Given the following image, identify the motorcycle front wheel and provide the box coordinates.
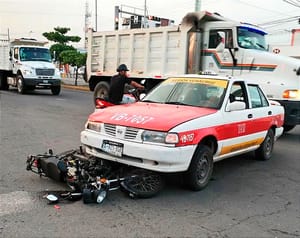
[122,169,164,198]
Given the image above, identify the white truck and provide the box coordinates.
[85,11,300,132]
[0,35,61,95]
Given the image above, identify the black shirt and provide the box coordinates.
[108,74,132,104]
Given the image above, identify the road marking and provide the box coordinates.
[0,191,33,216]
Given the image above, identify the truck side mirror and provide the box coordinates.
[9,51,12,60]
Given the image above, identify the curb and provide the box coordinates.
[62,84,90,92]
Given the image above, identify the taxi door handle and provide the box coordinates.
[248,114,253,119]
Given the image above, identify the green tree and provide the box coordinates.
[60,50,87,85]
[42,27,81,61]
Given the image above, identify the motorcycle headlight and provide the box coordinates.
[142,130,178,144]
[86,121,101,132]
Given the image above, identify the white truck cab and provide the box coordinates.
[199,19,300,132]
[0,36,61,95]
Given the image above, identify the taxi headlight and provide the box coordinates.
[86,121,101,132]
[142,130,178,144]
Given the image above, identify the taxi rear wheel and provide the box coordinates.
[255,129,274,161]
[184,145,213,191]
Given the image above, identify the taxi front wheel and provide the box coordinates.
[184,145,213,191]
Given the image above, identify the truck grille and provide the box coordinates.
[36,69,55,76]
[104,124,139,140]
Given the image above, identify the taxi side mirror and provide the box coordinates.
[226,101,246,112]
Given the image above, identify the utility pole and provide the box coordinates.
[143,0,147,28]
[95,0,98,31]
[114,6,119,30]
[84,1,91,49]
[195,0,201,11]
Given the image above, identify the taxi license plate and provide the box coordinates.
[43,80,48,83]
[101,140,123,157]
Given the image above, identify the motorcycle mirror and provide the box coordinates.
[46,194,58,203]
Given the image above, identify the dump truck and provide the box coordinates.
[85,11,300,131]
[0,34,61,95]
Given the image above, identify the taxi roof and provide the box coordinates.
[166,73,234,81]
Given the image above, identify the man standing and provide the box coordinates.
[108,64,144,104]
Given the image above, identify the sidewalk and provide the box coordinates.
[61,76,90,91]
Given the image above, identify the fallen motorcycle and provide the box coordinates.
[26,147,163,204]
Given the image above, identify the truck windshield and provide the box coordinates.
[237,26,267,51]
[19,47,52,62]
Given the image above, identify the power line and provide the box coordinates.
[259,16,300,27]
[283,0,300,8]
[232,0,299,25]
[233,0,286,16]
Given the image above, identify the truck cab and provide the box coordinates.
[0,37,61,95]
[186,13,300,131]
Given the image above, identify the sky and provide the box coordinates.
[0,0,299,48]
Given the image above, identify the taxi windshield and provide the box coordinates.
[19,47,52,62]
[237,26,267,51]
[142,77,228,109]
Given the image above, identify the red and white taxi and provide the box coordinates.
[81,75,284,191]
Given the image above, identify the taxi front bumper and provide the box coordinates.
[80,130,196,173]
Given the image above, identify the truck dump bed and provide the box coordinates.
[0,34,10,70]
[86,11,230,80]
[87,25,192,79]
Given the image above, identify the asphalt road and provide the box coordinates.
[0,88,299,238]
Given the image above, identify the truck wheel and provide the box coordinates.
[283,125,295,133]
[51,86,61,95]
[17,75,26,94]
[0,72,9,90]
[27,86,35,91]
[94,81,110,105]
[184,145,213,191]
[255,129,274,161]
